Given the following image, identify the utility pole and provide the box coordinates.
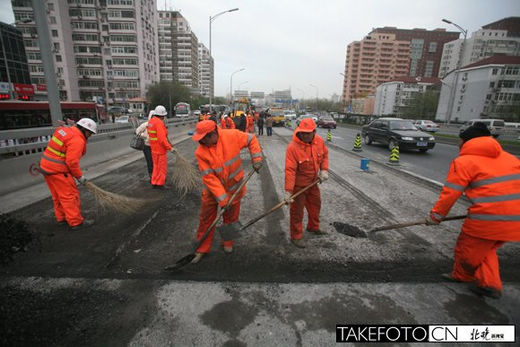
[32,0,62,125]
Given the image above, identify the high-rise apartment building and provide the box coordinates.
[198,43,213,97]
[342,32,410,103]
[11,0,159,105]
[439,17,520,78]
[158,11,198,93]
[372,27,459,78]
[0,21,32,100]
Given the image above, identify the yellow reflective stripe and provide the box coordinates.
[51,136,63,146]
[42,154,66,164]
[46,146,66,157]
[148,130,157,133]
[149,137,158,141]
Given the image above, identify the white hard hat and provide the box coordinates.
[76,118,97,134]
[148,110,154,120]
[154,105,167,116]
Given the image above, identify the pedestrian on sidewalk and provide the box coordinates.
[257,115,264,135]
[284,118,329,248]
[265,114,273,136]
[135,110,154,181]
[39,118,97,229]
[426,122,520,299]
[190,120,264,264]
[147,105,175,189]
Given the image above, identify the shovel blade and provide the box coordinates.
[217,221,242,241]
[164,253,195,272]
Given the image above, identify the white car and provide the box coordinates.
[414,120,439,133]
[115,115,130,123]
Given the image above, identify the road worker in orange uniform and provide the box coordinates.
[220,114,235,129]
[191,120,263,263]
[147,105,174,189]
[285,118,329,248]
[39,118,97,229]
[246,112,255,133]
[427,122,520,299]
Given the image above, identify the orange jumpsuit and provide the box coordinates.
[195,128,263,253]
[431,137,520,292]
[220,117,235,129]
[147,116,172,186]
[285,131,329,240]
[39,126,87,227]
[246,114,254,133]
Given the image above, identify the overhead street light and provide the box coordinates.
[229,68,245,102]
[209,8,239,112]
[442,18,468,125]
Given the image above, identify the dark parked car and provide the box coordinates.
[317,116,337,129]
[361,118,435,152]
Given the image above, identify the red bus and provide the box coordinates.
[0,101,100,130]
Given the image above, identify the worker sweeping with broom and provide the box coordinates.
[285,118,329,248]
[39,118,97,229]
[190,120,263,264]
[147,105,175,189]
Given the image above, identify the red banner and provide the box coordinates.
[14,83,35,95]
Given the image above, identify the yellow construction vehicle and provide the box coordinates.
[231,97,252,118]
[270,107,285,126]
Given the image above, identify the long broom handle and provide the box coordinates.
[239,179,321,231]
[192,169,256,252]
[371,214,467,232]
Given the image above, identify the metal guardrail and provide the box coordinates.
[0,116,197,158]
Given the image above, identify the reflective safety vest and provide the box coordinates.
[431,137,520,241]
[147,116,172,154]
[39,126,86,178]
[195,128,263,204]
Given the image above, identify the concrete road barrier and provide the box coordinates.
[0,120,195,197]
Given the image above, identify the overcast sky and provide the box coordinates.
[2,0,519,99]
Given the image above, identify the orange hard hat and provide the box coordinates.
[296,118,316,133]
[192,120,217,141]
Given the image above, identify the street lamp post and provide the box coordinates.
[229,68,245,103]
[442,18,468,125]
[309,84,319,110]
[209,8,239,112]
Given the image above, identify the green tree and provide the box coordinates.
[146,81,193,112]
[401,90,440,120]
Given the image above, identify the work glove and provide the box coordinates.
[319,170,329,183]
[219,196,231,211]
[253,160,263,173]
[170,147,177,154]
[284,191,294,204]
[77,176,87,185]
[425,215,440,225]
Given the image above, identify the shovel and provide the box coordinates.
[218,179,321,241]
[370,214,467,233]
[164,169,256,271]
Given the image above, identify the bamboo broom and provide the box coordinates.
[169,150,200,197]
[84,181,149,214]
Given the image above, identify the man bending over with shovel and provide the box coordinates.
[191,120,264,264]
[426,122,520,299]
[285,118,329,248]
